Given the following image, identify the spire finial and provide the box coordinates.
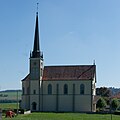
[93,59,96,65]
[37,2,39,14]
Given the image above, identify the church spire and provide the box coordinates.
[32,11,40,58]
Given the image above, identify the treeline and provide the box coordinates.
[0,100,18,103]
[96,87,120,112]
[0,90,22,92]
[0,94,8,97]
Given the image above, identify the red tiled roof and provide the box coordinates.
[42,65,96,81]
[22,65,96,81]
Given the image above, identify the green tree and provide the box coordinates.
[111,98,120,111]
[96,87,112,97]
[96,97,107,111]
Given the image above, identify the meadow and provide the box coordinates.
[1,112,120,120]
[0,103,18,110]
[0,90,21,101]
[1,90,120,120]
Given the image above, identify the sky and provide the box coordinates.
[0,0,120,90]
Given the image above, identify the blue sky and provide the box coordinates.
[0,0,120,90]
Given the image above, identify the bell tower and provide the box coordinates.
[29,11,44,111]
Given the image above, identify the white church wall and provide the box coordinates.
[21,96,26,109]
[21,80,30,110]
[30,95,39,111]
[41,80,93,112]
[92,77,96,95]
[21,76,95,112]
[59,95,73,112]
[75,95,91,112]
[43,95,56,111]
[30,80,39,94]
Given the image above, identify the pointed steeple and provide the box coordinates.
[32,12,40,58]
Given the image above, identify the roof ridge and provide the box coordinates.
[44,65,95,67]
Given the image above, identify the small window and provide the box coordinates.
[33,90,36,94]
[48,84,52,95]
[80,84,85,94]
[64,84,68,95]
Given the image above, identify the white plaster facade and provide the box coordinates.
[21,66,96,112]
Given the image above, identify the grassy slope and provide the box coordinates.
[0,103,18,110]
[2,113,120,120]
[0,91,22,100]
[0,91,21,110]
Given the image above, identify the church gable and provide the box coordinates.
[42,65,96,81]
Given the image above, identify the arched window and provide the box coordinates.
[64,84,68,95]
[80,84,85,94]
[48,84,52,95]
[32,102,37,110]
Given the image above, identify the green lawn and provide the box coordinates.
[0,103,18,110]
[2,112,120,120]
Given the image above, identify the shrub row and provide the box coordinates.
[0,100,18,103]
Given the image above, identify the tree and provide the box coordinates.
[96,87,112,97]
[111,98,120,111]
[96,97,107,111]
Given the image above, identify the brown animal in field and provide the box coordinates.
[5,110,15,118]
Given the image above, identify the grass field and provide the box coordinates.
[1,112,120,120]
[0,103,18,110]
[0,90,22,101]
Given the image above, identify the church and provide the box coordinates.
[21,11,97,112]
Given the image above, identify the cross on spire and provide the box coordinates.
[37,2,39,14]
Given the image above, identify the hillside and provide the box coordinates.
[0,90,22,103]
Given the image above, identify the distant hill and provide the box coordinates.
[0,90,22,103]
[0,89,22,92]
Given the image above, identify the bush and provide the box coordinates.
[111,98,120,111]
[96,97,107,111]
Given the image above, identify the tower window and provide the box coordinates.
[48,84,52,95]
[31,68,39,79]
[64,84,68,95]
